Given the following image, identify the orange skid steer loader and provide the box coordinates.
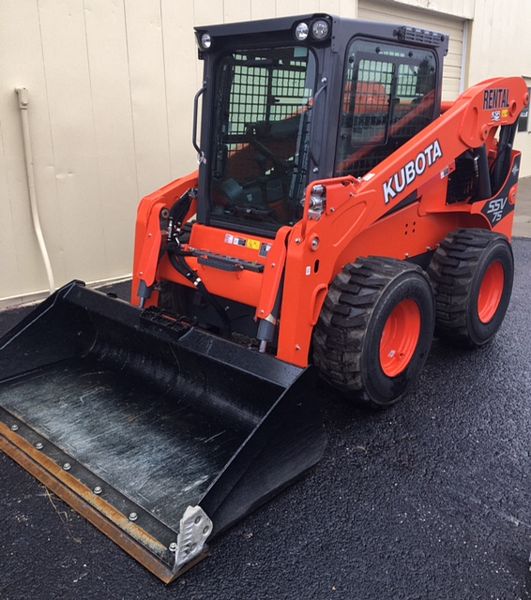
[0,14,528,582]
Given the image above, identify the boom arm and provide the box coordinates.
[303,77,528,233]
[274,77,529,365]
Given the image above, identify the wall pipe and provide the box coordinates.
[15,87,55,294]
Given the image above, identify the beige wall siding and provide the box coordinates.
[0,0,202,304]
[0,0,530,304]
[385,0,474,19]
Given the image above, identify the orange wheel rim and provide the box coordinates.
[379,299,421,377]
[477,261,504,323]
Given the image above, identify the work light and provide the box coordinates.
[294,22,309,41]
[311,19,329,40]
[200,32,212,49]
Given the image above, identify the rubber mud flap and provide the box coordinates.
[0,281,326,582]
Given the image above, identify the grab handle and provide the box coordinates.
[192,83,207,162]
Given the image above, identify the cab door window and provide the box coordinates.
[335,39,437,178]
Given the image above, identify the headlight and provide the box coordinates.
[311,19,330,40]
[294,22,309,41]
[200,32,212,49]
[308,184,326,220]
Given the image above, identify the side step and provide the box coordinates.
[0,281,326,582]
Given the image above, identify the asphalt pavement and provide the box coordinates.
[1,242,530,600]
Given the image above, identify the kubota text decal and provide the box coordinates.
[383,140,443,204]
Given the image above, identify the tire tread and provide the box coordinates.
[427,228,506,345]
[313,257,424,403]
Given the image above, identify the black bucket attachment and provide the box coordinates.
[0,282,325,582]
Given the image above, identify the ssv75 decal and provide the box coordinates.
[383,140,443,204]
[484,197,508,223]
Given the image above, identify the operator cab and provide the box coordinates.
[194,15,448,237]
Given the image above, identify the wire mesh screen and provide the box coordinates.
[336,40,437,179]
[350,58,393,145]
[396,63,418,97]
[227,54,311,136]
[391,60,435,138]
[270,61,309,120]
[210,47,315,231]
[228,57,269,135]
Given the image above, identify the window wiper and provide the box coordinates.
[307,77,329,168]
[290,77,329,209]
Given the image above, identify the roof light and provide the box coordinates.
[294,22,309,41]
[200,32,212,49]
[311,19,329,40]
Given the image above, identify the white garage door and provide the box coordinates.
[358,1,465,100]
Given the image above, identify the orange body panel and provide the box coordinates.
[132,77,529,368]
[158,223,272,308]
[132,171,199,304]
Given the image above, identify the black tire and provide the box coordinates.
[313,257,435,408]
[427,228,514,348]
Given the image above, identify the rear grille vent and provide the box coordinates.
[396,26,446,47]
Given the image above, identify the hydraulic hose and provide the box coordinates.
[491,123,517,192]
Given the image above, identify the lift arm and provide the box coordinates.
[275,77,529,366]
